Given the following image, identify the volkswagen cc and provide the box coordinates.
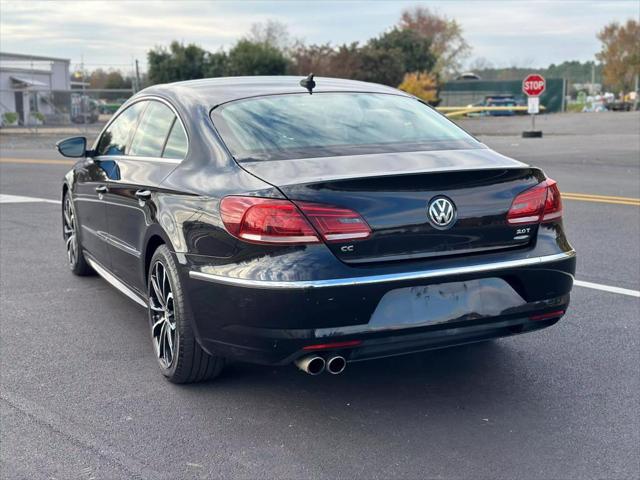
[56,76,576,382]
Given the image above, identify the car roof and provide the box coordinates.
[137,76,409,108]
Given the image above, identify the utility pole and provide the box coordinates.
[135,59,141,94]
[81,54,87,134]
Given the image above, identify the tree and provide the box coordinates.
[87,69,132,89]
[399,6,470,79]
[329,43,363,80]
[596,19,640,93]
[248,20,292,51]
[467,57,494,72]
[289,41,405,86]
[205,51,228,77]
[353,45,405,86]
[88,69,108,89]
[369,27,436,74]
[226,40,289,76]
[147,41,209,84]
[288,42,336,76]
[398,72,439,104]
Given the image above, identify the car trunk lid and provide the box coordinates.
[237,148,543,264]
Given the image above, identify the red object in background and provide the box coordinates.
[522,74,546,97]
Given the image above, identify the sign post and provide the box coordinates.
[522,74,545,138]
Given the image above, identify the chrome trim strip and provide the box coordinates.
[189,250,576,290]
[81,224,141,257]
[85,254,147,307]
[101,232,142,258]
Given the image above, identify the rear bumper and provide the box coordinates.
[181,249,576,365]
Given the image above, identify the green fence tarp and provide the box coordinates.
[440,78,566,112]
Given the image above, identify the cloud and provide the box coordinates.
[0,0,638,70]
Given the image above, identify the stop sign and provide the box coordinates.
[523,74,546,96]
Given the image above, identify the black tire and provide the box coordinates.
[62,191,94,276]
[147,245,225,383]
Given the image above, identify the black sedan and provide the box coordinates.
[56,76,576,383]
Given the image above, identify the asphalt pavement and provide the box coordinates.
[1,112,639,479]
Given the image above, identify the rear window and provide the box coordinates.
[211,92,481,161]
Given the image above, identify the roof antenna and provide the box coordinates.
[300,73,316,94]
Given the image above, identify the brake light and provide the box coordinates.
[220,196,371,245]
[296,202,371,242]
[220,197,320,244]
[507,179,563,225]
[542,179,563,221]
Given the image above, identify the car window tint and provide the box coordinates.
[162,121,188,159]
[129,101,176,157]
[96,102,146,156]
[212,93,481,161]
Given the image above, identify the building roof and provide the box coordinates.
[138,76,407,108]
[0,51,71,63]
[10,76,50,88]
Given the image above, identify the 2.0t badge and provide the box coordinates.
[428,196,457,229]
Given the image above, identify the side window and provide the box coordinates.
[96,102,146,156]
[162,121,188,159]
[128,101,175,157]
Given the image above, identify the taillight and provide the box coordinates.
[541,179,562,221]
[296,202,371,242]
[507,179,563,225]
[220,197,320,244]
[220,196,371,245]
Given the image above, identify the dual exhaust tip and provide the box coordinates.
[296,355,346,375]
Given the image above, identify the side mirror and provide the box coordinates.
[56,136,87,158]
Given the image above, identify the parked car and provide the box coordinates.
[56,76,576,383]
[484,95,519,116]
[98,98,127,115]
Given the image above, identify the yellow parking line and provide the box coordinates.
[562,193,640,206]
[563,192,640,202]
[0,157,74,166]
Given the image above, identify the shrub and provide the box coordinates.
[398,72,440,105]
[2,112,18,125]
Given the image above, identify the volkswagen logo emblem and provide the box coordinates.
[428,196,456,229]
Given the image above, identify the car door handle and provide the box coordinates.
[135,190,151,200]
[95,185,108,193]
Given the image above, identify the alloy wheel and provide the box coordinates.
[63,196,78,267]
[149,261,177,369]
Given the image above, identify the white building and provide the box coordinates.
[0,52,71,125]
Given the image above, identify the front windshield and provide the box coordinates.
[211,92,481,161]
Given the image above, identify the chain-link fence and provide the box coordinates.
[440,78,567,113]
[0,87,133,129]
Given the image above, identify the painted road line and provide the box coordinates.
[562,192,640,206]
[563,196,639,206]
[574,280,640,298]
[0,157,74,166]
[564,192,640,202]
[0,194,60,204]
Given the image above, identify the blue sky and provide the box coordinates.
[1,0,638,72]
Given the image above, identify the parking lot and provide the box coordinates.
[1,112,638,479]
